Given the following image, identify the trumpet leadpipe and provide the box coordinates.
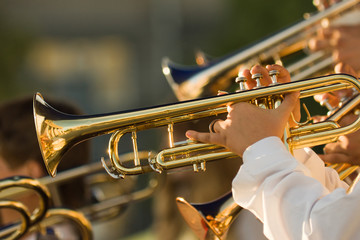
[34,74,360,178]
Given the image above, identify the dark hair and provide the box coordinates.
[0,95,90,208]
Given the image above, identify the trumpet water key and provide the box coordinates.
[34,73,360,179]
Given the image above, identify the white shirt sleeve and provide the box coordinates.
[292,147,348,191]
[232,136,360,240]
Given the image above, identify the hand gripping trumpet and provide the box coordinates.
[34,73,360,179]
[173,74,360,240]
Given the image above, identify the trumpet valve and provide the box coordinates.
[320,98,335,112]
[193,162,206,172]
[268,70,283,108]
[251,73,268,108]
[320,98,339,116]
[269,70,280,86]
[252,73,263,89]
[235,75,247,92]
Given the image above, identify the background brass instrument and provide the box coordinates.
[0,176,92,240]
[162,0,360,101]
[1,152,159,223]
[42,152,158,222]
[176,192,240,240]
[34,73,360,180]
[0,200,30,240]
[0,176,50,240]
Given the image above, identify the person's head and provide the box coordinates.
[0,95,90,208]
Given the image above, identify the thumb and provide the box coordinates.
[277,92,300,119]
[334,62,357,77]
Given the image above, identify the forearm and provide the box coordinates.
[232,137,358,240]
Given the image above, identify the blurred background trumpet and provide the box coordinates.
[162,0,360,101]
[0,153,159,239]
[0,176,92,240]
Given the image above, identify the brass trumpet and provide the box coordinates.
[162,0,360,101]
[34,73,360,179]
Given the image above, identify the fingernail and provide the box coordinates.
[185,130,194,139]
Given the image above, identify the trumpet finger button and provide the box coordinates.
[235,75,247,91]
[269,70,280,85]
[252,73,263,89]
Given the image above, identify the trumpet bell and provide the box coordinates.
[33,93,78,177]
[163,0,360,101]
[34,73,360,179]
[176,192,241,240]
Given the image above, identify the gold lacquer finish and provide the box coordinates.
[0,176,93,240]
[1,152,159,223]
[174,91,360,240]
[176,192,241,240]
[162,0,360,101]
[176,154,359,240]
[34,74,360,179]
[0,177,51,226]
[39,208,93,240]
[0,200,30,240]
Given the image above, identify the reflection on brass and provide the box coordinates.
[162,0,359,101]
[1,152,159,224]
[0,176,93,240]
[34,74,360,180]
[176,192,240,240]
